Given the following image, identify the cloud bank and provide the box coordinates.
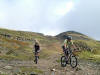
[0,0,100,40]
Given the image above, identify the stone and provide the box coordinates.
[3,65,13,70]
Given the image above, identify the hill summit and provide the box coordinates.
[56,31,92,40]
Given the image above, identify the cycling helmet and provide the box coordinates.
[67,36,72,40]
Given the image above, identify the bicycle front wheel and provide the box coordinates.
[70,54,77,68]
[61,56,67,67]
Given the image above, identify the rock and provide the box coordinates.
[75,67,82,71]
[0,71,4,74]
[3,65,13,70]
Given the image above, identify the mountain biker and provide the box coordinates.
[34,39,40,61]
[62,36,76,57]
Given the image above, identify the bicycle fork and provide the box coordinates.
[65,54,70,64]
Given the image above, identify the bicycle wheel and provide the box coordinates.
[35,56,38,64]
[70,54,77,68]
[61,56,67,67]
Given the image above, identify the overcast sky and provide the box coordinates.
[0,0,100,40]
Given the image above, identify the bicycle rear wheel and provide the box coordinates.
[35,56,38,64]
[61,56,67,67]
[70,54,77,68]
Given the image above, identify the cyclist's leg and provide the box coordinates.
[34,52,36,62]
[34,50,37,62]
[62,46,69,62]
[62,46,65,52]
[37,49,40,58]
[37,52,39,59]
[34,49,37,56]
[65,48,69,56]
[64,49,69,63]
[62,46,67,55]
[67,49,72,62]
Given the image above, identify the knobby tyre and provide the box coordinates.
[61,56,67,67]
[70,54,77,68]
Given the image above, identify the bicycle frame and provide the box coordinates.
[61,48,78,68]
[64,49,73,62]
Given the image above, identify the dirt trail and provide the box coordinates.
[0,53,59,74]
[0,54,100,75]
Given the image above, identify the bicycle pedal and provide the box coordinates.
[66,61,69,64]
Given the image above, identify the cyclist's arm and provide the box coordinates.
[72,44,77,49]
[64,40,67,49]
[72,42,79,51]
[71,41,77,50]
[64,43,67,49]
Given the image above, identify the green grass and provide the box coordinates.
[1,28,100,63]
[20,66,43,74]
[56,59,61,63]
[0,53,34,60]
[78,50,100,63]
[79,51,94,59]
[0,55,17,60]
[73,40,100,63]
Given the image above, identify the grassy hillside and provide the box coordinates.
[56,31,100,63]
[0,28,100,62]
[0,28,100,75]
[56,31,92,40]
[0,28,61,60]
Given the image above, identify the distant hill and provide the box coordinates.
[56,31,92,40]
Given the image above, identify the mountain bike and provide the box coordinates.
[34,52,39,64]
[61,48,77,68]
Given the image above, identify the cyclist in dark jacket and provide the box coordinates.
[34,39,40,60]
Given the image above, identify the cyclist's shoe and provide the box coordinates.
[66,60,68,64]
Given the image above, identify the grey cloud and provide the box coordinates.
[0,0,100,40]
[60,0,100,40]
